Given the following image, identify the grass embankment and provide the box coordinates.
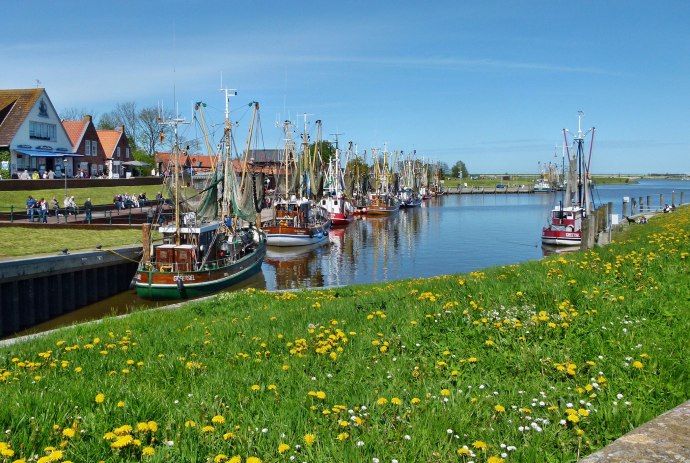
[0,228,153,258]
[1,209,689,462]
[0,185,165,209]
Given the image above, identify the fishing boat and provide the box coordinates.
[320,139,354,226]
[135,92,266,299]
[367,147,400,215]
[541,111,595,247]
[263,116,331,246]
[533,178,552,193]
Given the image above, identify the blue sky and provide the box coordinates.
[3,1,689,174]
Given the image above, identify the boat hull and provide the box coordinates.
[264,224,330,247]
[134,241,266,300]
[541,229,581,246]
[328,212,354,226]
[366,206,399,216]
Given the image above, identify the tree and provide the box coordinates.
[97,112,118,130]
[309,140,335,165]
[60,107,97,121]
[113,102,138,148]
[451,160,469,179]
[137,106,167,157]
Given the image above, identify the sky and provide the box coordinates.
[3,1,690,174]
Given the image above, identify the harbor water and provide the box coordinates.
[15,179,690,336]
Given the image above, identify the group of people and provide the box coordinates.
[26,195,92,223]
[18,169,56,180]
[113,192,149,210]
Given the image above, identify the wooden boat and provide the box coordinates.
[263,117,331,246]
[367,192,400,215]
[542,112,595,247]
[135,92,266,299]
[264,197,331,246]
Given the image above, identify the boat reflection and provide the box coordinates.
[541,243,580,256]
[263,242,330,289]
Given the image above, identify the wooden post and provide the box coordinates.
[631,198,636,215]
[608,202,614,228]
[660,194,664,209]
[622,199,628,218]
[142,224,151,264]
[681,192,685,205]
[672,191,676,205]
[646,196,651,212]
[639,196,644,213]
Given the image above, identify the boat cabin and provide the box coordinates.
[549,207,583,230]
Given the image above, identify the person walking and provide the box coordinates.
[39,198,48,223]
[84,197,92,224]
[50,197,60,223]
[26,195,37,222]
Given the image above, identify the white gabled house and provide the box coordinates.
[0,88,81,177]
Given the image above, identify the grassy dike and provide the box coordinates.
[1,209,689,463]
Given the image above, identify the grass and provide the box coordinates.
[0,184,165,209]
[0,207,689,462]
[0,228,156,257]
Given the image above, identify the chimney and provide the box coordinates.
[83,115,92,123]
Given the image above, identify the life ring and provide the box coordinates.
[159,264,173,272]
[566,226,574,232]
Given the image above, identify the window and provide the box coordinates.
[85,140,91,156]
[29,121,56,141]
[91,141,97,156]
[126,148,130,159]
[117,147,121,158]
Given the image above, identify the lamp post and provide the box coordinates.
[63,157,68,199]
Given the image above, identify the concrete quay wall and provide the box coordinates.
[0,246,140,337]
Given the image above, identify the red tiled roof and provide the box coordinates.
[156,152,284,174]
[97,129,123,158]
[0,88,44,147]
[62,119,88,150]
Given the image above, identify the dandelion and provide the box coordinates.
[246,457,262,463]
[142,446,155,457]
[337,432,349,441]
[377,397,388,405]
[304,433,316,446]
[251,384,261,391]
[201,425,215,433]
[278,443,290,454]
[440,389,451,397]
[473,440,487,450]
[494,405,505,413]
[62,428,75,438]
[632,361,644,369]
[212,415,225,425]
[391,397,402,405]
[95,393,105,404]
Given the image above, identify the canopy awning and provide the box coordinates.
[15,148,82,158]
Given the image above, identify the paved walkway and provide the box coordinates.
[581,400,690,462]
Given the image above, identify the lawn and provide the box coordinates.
[0,184,166,210]
[0,206,688,462]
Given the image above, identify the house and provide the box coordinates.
[62,115,108,177]
[97,126,131,178]
[0,88,80,178]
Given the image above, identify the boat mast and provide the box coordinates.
[159,115,189,246]
[220,88,237,220]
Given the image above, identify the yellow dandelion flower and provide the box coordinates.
[246,457,262,463]
[214,454,228,463]
[494,404,505,413]
[315,391,326,400]
[337,432,349,441]
[142,446,155,457]
[223,432,236,441]
[376,397,388,405]
[391,397,402,405]
[411,397,421,405]
[632,361,644,369]
[278,443,290,454]
[457,447,470,455]
[95,393,105,404]
[473,440,487,450]
[487,456,505,463]
[117,401,125,408]
[185,420,196,428]
[148,421,158,432]
[201,426,215,433]
[440,389,451,396]
[251,384,261,391]
[212,415,225,425]
[228,456,241,463]
[62,428,76,438]
[304,433,316,446]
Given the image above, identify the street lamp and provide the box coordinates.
[63,157,68,199]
